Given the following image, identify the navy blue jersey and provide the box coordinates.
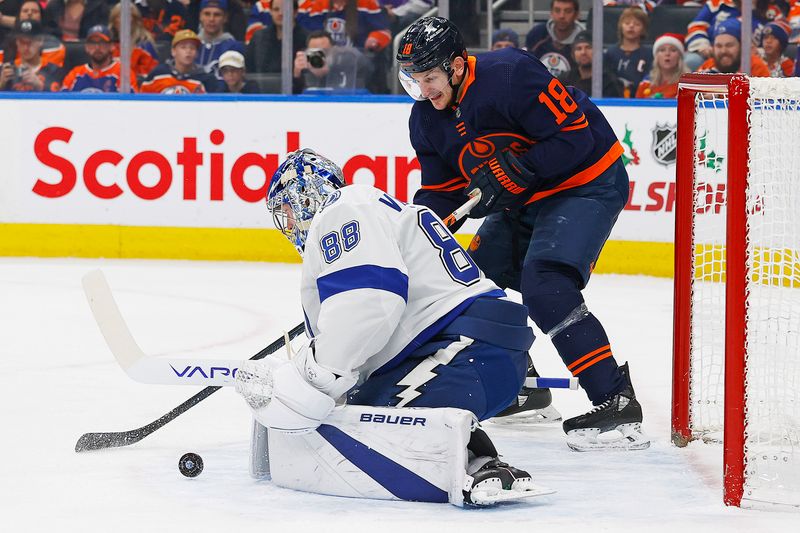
[409,48,623,226]
[604,45,652,96]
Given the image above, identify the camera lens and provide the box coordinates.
[307,50,326,69]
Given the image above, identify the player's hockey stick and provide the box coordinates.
[75,270,305,451]
[443,189,481,227]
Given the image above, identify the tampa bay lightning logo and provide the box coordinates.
[320,190,341,211]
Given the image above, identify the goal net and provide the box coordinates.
[672,74,800,509]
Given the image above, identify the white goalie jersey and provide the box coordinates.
[300,184,502,381]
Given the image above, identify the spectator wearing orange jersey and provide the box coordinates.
[0,0,65,68]
[0,19,63,92]
[110,3,160,78]
[61,24,139,92]
[696,17,771,76]
[636,33,690,99]
[140,28,220,93]
[245,0,271,43]
[136,0,187,42]
[758,20,794,77]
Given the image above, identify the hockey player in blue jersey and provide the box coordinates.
[234,148,553,505]
[396,17,648,451]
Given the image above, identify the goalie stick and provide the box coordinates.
[75,270,305,452]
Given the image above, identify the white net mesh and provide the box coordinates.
[689,78,800,508]
[741,78,800,507]
[690,91,730,442]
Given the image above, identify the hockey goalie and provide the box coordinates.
[234,149,554,506]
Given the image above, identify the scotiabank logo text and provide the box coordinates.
[32,128,422,202]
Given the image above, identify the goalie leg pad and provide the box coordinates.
[266,404,475,505]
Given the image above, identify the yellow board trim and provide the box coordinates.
[1,223,675,277]
[0,223,300,263]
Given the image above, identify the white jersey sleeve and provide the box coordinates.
[300,184,502,382]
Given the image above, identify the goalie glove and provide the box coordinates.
[235,340,357,434]
[467,150,535,219]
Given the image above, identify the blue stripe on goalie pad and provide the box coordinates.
[317,265,409,303]
[316,424,449,503]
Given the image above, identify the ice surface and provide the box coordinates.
[0,258,797,532]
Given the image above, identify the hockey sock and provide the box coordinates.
[521,261,625,404]
[550,314,625,405]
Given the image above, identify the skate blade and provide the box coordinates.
[565,423,651,452]
[468,485,556,506]
[489,404,563,426]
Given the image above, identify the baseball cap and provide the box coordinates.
[492,28,519,48]
[219,50,245,70]
[86,25,113,42]
[200,0,228,11]
[172,29,202,48]
[14,19,43,38]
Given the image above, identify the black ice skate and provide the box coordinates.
[491,364,563,425]
[462,457,554,505]
[562,363,650,451]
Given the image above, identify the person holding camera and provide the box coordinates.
[0,19,63,91]
[292,29,370,93]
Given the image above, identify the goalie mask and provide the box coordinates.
[267,149,346,255]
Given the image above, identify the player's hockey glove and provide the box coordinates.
[468,150,535,218]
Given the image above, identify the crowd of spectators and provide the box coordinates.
[2,1,800,95]
[517,0,800,99]
[0,0,400,93]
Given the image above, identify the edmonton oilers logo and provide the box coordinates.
[466,138,495,158]
[458,133,534,181]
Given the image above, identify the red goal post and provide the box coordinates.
[672,73,800,509]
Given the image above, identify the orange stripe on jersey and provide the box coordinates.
[561,114,588,131]
[420,176,469,191]
[572,351,614,376]
[525,141,624,204]
[140,76,205,94]
[567,345,611,371]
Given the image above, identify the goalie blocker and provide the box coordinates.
[249,405,554,506]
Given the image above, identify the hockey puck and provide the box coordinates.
[178,452,204,478]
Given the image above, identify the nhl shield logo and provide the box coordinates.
[651,123,677,166]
